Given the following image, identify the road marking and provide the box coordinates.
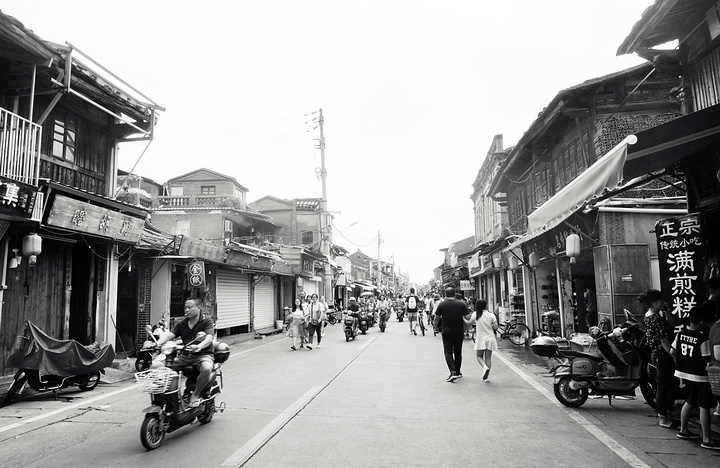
[221,385,323,466]
[0,386,134,434]
[495,351,651,468]
[359,333,379,350]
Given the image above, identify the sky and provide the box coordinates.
[4,1,653,284]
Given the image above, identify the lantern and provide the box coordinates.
[22,233,42,267]
[566,233,581,264]
[509,255,519,270]
[528,252,540,268]
[492,255,501,269]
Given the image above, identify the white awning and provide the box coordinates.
[504,135,637,251]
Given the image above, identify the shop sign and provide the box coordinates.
[179,237,225,263]
[47,195,143,242]
[460,280,475,291]
[655,213,706,332]
[187,260,206,288]
[0,176,38,218]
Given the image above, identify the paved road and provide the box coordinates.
[1,317,719,467]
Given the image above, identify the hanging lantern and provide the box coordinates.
[492,255,502,269]
[528,252,540,268]
[22,233,42,267]
[509,255,519,270]
[566,233,581,264]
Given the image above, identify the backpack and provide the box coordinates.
[407,296,417,309]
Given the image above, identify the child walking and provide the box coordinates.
[670,306,720,450]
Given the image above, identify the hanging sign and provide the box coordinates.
[187,260,206,288]
[655,213,706,333]
[0,176,38,218]
[460,280,475,291]
[47,194,143,242]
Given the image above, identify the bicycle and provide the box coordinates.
[418,311,426,336]
[496,319,530,346]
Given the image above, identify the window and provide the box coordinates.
[224,220,233,233]
[707,2,720,40]
[201,186,216,195]
[302,231,314,245]
[170,186,184,196]
[52,114,77,162]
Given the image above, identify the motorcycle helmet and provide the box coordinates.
[349,297,356,301]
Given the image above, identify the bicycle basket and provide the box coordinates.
[135,367,178,394]
[708,364,720,397]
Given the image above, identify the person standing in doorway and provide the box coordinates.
[306,293,327,349]
[434,287,471,382]
[472,299,499,381]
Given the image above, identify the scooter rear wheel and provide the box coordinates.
[197,399,215,424]
[135,352,153,372]
[554,376,588,408]
[140,414,165,450]
[78,372,101,391]
[640,373,657,410]
[345,332,350,342]
[1,374,27,407]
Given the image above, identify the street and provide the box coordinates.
[1,317,719,468]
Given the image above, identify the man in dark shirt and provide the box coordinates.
[434,287,471,382]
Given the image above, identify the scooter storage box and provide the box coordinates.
[530,336,558,357]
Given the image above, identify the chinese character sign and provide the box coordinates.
[656,214,706,332]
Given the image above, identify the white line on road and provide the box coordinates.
[495,351,651,468]
[0,386,135,434]
[221,385,323,466]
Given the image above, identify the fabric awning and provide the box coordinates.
[504,136,637,252]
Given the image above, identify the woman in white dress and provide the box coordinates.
[472,299,498,380]
[287,298,307,350]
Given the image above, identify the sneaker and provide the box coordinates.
[291,346,296,350]
[446,373,458,383]
[306,344,313,350]
[413,329,417,335]
[316,343,321,348]
[701,440,720,450]
[456,373,463,379]
[483,367,490,380]
[677,431,700,439]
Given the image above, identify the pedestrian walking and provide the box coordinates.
[287,299,307,350]
[472,299,498,381]
[406,288,421,335]
[670,306,720,449]
[320,296,329,337]
[433,286,471,382]
[639,288,678,428]
[306,293,327,349]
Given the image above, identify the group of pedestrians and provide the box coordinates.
[286,294,328,350]
[640,279,720,450]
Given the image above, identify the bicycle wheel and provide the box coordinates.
[496,325,506,340]
[508,323,530,345]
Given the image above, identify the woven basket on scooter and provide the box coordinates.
[135,367,177,394]
[708,364,720,397]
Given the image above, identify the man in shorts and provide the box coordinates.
[406,288,421,335]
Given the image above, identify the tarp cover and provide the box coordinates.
[6,321,115,377]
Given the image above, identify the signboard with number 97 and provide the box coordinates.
[188,261,205,288]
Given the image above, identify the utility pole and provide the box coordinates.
[377,231,382,291]
[316,108,332,302]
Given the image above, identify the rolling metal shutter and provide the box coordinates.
[216,269,250,329]
[254,276,276,329]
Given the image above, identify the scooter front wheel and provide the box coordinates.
[1,373,27,407]
[554,376,588,408]
[135,352,153,372]
[345,331,350,342]
[140,414,166,450]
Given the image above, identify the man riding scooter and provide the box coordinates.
[156,297,215,408]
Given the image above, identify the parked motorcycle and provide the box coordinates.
[135,333,229,450]
[326,307,339,325]
[135,325,163,372]
[2,321,115,407]
[378,309,389,332]
[530,310,656,408]
[344,313,359,342]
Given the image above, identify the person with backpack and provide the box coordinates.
[406,288,421,335]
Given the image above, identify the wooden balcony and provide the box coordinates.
[0,107,42,186]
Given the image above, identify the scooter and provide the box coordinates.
[136,333,229,450]
[326,307,339,325]
[396,307,405,322]
[135,325,163,372]
[378,309,389,332]
[343,312,359,342]
[358,309,370,334]
[530,310,657,409]
[2,321,114,407]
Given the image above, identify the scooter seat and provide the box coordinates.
[559,350,604,361]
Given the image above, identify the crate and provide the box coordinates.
[135,367,177,394]
[708,364,720,397]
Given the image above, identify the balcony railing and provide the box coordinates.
[158,195,245,209]
[0,107,42,186]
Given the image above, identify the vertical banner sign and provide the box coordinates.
[187,260,206,288]
[655,213,706,332]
